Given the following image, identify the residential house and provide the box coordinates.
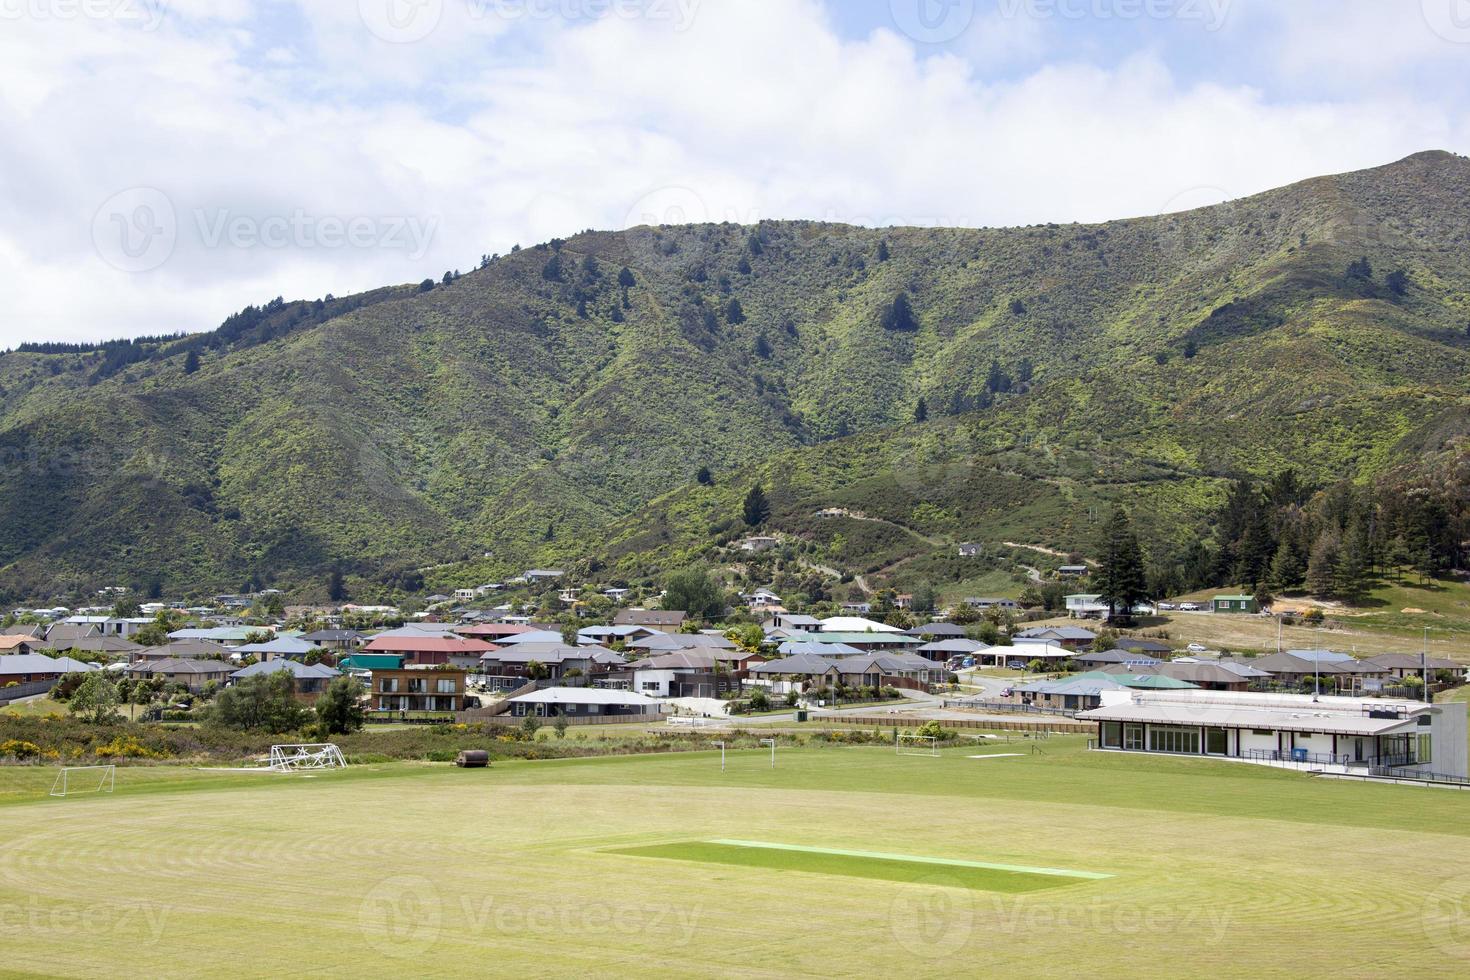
[521,569,565,583]
[128,658,234,692]
[626,633,736,653]
[0,653,93,685]
[744,588,784,611]
[46,636,142,658]
[906,622,967,639]
[965,597,1018,611]
[133,638,232,663]
[839,602,872,615]
[619,651,747,698]
[1362,653,1466,682]
[1058,564,1089,578]
[739,536,780,552]
[1248,651,1389,693]
[957,543,982,557]
[0,635,38,656]
[505,687,664,720]
[234,636,320,663]
[1114,636,1174,656]
[371,668,468,713]
[1212,594,1260,614]
[763,613,822,632]
[777,640,864,658]
[576,624,662,646]
[818,616,902,634]
[1072,649,1163,671]
[476,644,626,690]
[41,622,100,646]
[299,629,367,652]
[1014,626,1096,650]
[1102,660,1268,692]
[361,634,496,667]
[230,659,341,703]
[455,623,536,642]
[915,637,991,664]
[614,609,688,629]
[1080,690,1467,778]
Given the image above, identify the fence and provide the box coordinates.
[822,714,1092,734]
[453,711,665,727]
[943,699,1079,718]
[0,678,58,706]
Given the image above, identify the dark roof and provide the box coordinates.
[1114,637,1173,653]
[906,623,967,637]
[299,629,366,642]
[131,658,234,675]
[614,610,688,627]
[1074,649,1162,666]
[232,659,340,679]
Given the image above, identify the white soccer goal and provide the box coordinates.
[896,733,940,757]
[269,743,347,771]
[50,765,116,797]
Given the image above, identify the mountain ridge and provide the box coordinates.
[2,150,1469,601]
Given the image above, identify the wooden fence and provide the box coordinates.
[817,713,1092,734]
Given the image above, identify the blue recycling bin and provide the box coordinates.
[1291,748,1308,762]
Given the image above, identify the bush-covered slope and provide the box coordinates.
[3,150,1469,600]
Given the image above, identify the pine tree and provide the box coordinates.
[327,566,347,602]
[1267,534,1305,593]
[1306,529,1341,597]
[1335,518,1372,605]
[183,349,200,374]
[742,484,771,527]
[914,397,928,423]
[696,466,713,486]
[1095,508,1147,622]
[726,299,746,324]
[876,240,890,261]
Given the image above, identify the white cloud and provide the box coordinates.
[0,0,1466,346]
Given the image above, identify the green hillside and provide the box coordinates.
[3,150,1470,602]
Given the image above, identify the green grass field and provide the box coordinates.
[2,738,1470,976]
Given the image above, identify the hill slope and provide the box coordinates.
[3,150,1470,601]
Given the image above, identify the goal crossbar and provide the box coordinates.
[896,734,940,757]
[268,743,347,771]
[50,765,116,797]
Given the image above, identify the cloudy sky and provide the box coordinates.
[3,0,1469,346]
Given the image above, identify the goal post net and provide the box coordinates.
[896,733,940,757]
[268,743,347,771]
[50,765,116,797]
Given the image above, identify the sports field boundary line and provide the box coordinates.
[705,840,1113,879]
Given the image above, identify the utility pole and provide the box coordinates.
[1422,627,1431,705]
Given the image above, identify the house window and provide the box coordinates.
[436,679,456,694]
[641,681,659,691]
[381,678,398,693]
[1417,734,1432,765]
[1100,722,1122,748]
[408,679,426,693]
[1147,726,1201,754]
[1252,729,1273,736]
[1205,728,1228,756]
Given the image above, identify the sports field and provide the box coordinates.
[2,737,1470,977]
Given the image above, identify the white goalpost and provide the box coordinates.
[50,765,116,797]
[896,733,940,757]
[268,743,347,771]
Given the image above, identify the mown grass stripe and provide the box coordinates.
[706,839,1113,880]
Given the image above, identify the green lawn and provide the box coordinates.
[2,738,1470,976]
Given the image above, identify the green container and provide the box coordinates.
[796,709,808,722]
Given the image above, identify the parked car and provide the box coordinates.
[1179,602,1201,611]
[1006,659,1029,670]
[1186,643,1209,653]
[1156,602,1176,611]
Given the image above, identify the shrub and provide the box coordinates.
[0,739,42,760]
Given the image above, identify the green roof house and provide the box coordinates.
[1211,595,1259,614]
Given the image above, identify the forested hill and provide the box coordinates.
[2,150,1469,602]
